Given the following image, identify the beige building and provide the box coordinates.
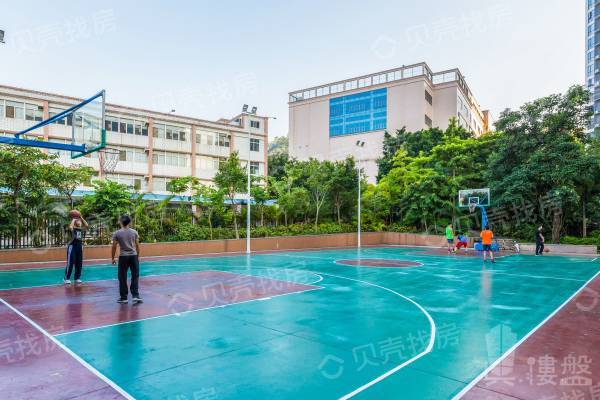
[0,85,269,198]
[288,62,491,182]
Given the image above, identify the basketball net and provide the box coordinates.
[98,148,120,174]
[468,203,478,214]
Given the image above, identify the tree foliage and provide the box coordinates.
[213,151,246,239]
[487,85,599,241]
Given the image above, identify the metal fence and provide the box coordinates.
[0,217,112,249]
[0,207,187,249]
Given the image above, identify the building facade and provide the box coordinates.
[0,85,269,197]
[586,0,600,130]
[288,62,490,182]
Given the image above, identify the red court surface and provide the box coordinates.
[0,270,319,334]
[461,273,600,400]
[0,302,125,400]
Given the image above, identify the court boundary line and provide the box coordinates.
[451,269,600,399]
[310,271,436,400]
[2,244,595,273]
[270,252,590,283]
[0,296,134,400]
[0,267,321,292]
[0,245,390,272]
[55,285,324,337]
[427,265,588,283]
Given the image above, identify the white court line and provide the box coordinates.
[451,269,600,399]
[0,267,320,292]
[0,297,134,400]
[307,271,436,400]
[427,266,587,283]
[593,258,598,262]
[0,269,229,291]
[56,286,324,337]
[270,252,590,282]
[0,245,389,272]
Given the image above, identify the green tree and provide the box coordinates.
[268,136,289,179]
[251,182,270,226]
[268,152,289,180]
[362,183,392,230]
[289,159,333,228]
[488,85,595,242]
[46,164,95,208]
[214,152,246,239]
[329,157,358,224]
[376,126,449,181]
[81,179,133,224]
[0,145,54,242]
[193,184,225,239]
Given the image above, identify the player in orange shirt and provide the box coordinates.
[480,225,495,263]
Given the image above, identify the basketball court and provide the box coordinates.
[1,247,599,400]
[1,92,599,399]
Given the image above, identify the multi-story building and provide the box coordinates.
[288,62,490,182]
[0,85,269,197]
[586,0,600,131]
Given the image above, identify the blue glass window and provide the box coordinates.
[329,88,387,137]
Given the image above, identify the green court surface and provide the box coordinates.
[1,247,599,400]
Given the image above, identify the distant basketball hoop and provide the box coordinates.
[98,147,120,174]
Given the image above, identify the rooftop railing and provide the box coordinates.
[288,62,483,118]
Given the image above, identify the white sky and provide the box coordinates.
[0,0,585,139]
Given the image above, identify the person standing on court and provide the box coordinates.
[480,225,495,263]
[111,214,143,304]
[535,226,545,256]
[445,223,456,254]
[64,214,89,285]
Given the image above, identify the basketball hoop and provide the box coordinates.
[98,147,121,174]
[468,203,478,213]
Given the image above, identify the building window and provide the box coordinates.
[425,115,432,128]
[152,151,188,167]
[250,138,260,152]
[425,90,433,105]
[25,104,44,121]
[196,133,218,146]
[153,123,188,142]
[217,133,230,147]
[250,120,260,129]
[329,88,387,137]
[198,156,220,170]
[250,161,259,175]
[5,101,24,119]
[152,177,171,192]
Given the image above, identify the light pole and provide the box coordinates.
[356,141,365,248]
[243,108,276,255]
[242,105,252,254]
